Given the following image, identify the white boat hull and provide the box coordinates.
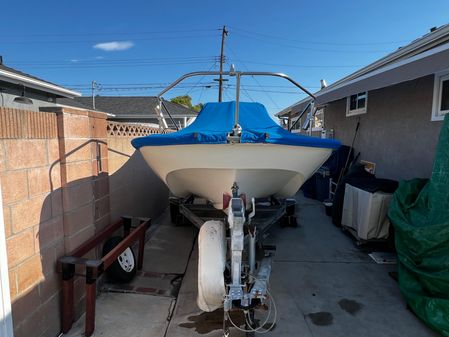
[139,143,332,209]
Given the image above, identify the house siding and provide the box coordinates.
[0,81,60,112]
[324,74,444,181]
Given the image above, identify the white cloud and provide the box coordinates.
[93,41,134,51]
[95,56,105,59]
[70,59,79,63]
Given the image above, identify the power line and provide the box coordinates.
[0,28,220,38]
[230,31,394,54]
[10,56,218,65]
[185,62,218,95]
[10,56,361,70]
[240,87,255,102]
[9,60,216,70]
[227,58,362,69]
[0,34,221,45]
[225,43,281,109]
[70,83,309,95]
[78,85,209,96]
[224,85,308,95]
[228,26,411,46]
[63,82,320,89]
[66,83,216,89]
[223,87,234,101]
[229,83,320,89]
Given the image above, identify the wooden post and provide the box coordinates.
[85,282,97,337]
[137,226,145,270]
[85,264,100,337]
[61,263,75,333]
[123,216,132,237]
[58,218,151,336]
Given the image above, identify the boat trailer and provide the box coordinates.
[170,183,297,336]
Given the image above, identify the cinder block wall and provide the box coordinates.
[0,106,110,337]
[107,122,168,222]
[1,108,169,337]
[51,106,110,321]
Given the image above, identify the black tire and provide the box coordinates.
[102,236,137,283]
[169,197,190,226]
[169,197,182,225]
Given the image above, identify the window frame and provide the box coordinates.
[311,108,325,132]
[346,92,368,117]
[431,70,449,121]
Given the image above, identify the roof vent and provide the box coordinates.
[430,26,437,32]
[320,79,327,89]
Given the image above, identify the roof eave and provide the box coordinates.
[316,41,449,104]
[111,114,197,119]
[0,69,81,98]
[318,24,449,97]
[276,97,313,117]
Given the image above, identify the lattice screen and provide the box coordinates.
[107,121,166,137]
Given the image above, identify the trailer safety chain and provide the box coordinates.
[224,274,278,335]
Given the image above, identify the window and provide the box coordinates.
[312,108,324,131]
[432,71,449,121]
[346,92,367,116]
[289,108,325,134]
[290,116,303,133]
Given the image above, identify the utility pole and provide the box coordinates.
[218,25,228,102]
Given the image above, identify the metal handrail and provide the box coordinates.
[157,70,316,133]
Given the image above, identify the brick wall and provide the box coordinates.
[1,108,62,337]
[107,122,168,223]
[0,106,109,337]
[51,107,110,320]
[0,108,170,337]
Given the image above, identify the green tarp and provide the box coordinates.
[389,113,449,336]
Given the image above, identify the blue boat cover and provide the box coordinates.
[132,101,341,149]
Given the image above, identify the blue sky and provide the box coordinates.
[1,0,449,114]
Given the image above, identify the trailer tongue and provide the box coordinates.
[172,183,296,336]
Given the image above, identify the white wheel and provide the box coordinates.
[117,248,135,272]
[197,220,226,312]
[102,236,137,283]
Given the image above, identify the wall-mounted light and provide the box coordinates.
[13,86,33,105]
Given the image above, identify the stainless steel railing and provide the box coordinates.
[156,69,316,132]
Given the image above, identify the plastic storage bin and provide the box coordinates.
[342,183,393,241]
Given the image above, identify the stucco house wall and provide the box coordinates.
[324,74,444,180]
[0,81,62,112]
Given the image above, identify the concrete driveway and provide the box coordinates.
[64,194,440,337]
[167,194,439,337]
